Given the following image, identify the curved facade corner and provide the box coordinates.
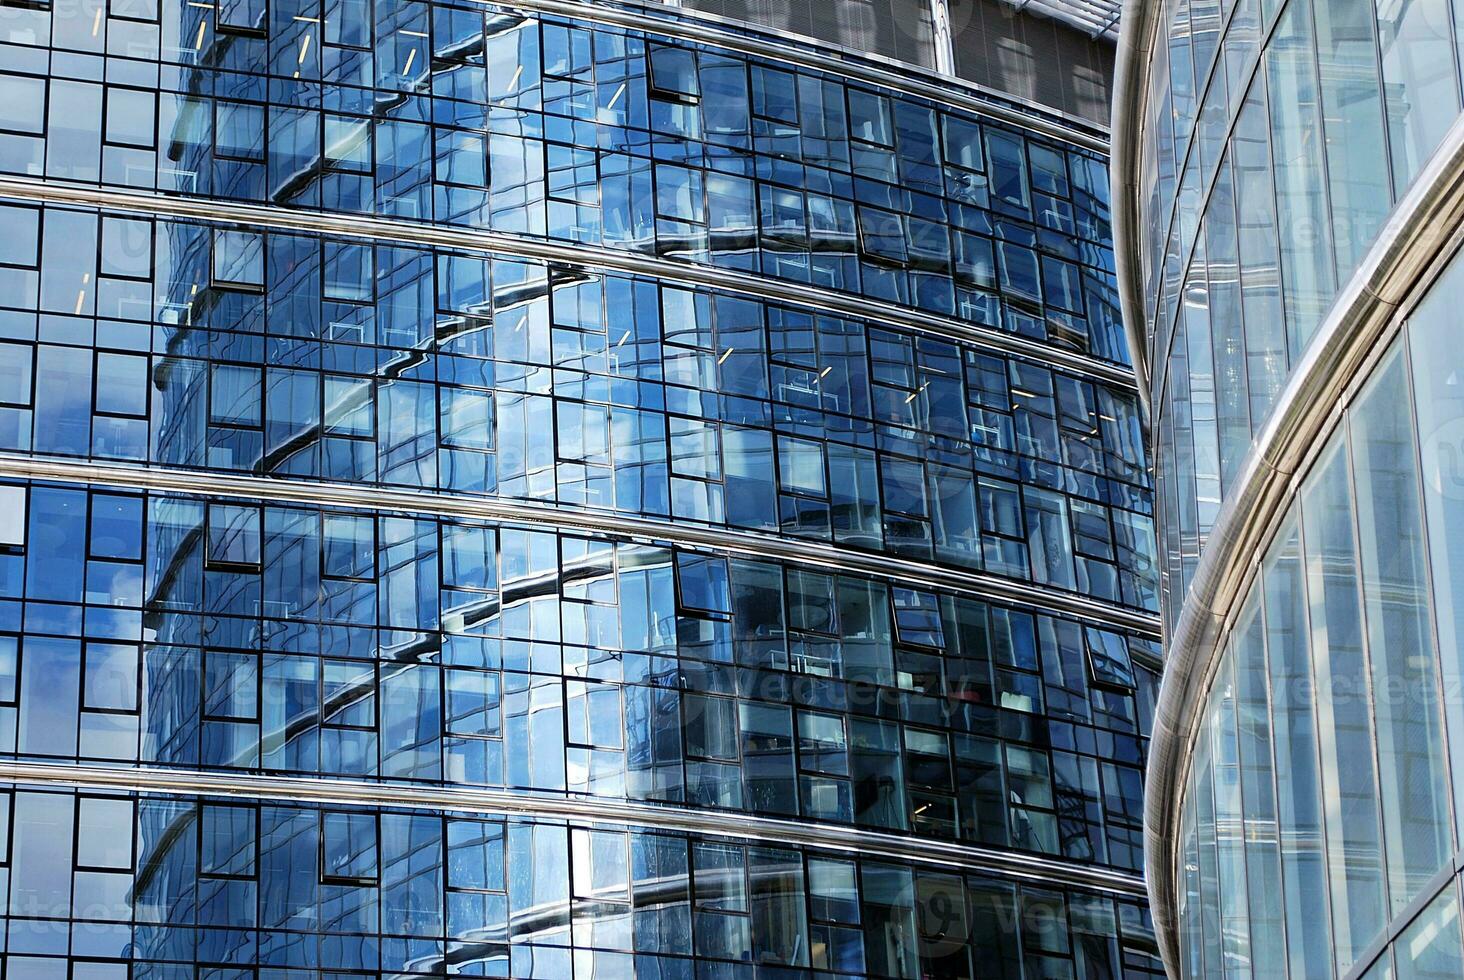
[0,0,1165,976]
[1118,0,1464,963]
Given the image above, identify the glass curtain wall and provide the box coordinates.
[0,0,1162,975]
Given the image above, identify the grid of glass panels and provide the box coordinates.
[1171,245,1464,978]
[0,0,1159,972]
[0,0,1127,362]
[0,202,1157,611]
[0,478,1156,872]
[1130,0,1464,626]
[0,785,1164,978]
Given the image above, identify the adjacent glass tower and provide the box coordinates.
[0,0,1163,975]
[1116,0,1464,973]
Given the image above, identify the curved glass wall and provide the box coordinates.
[0,0,1162,975]
[1166,237,1464,979]
[1123,0,1464,627]
[0,202,1156,611]
[0,3,1127,361]
[0,784,1162,977]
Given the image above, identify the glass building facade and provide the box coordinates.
[0,0,1166,976]
[1115,0,1464,971]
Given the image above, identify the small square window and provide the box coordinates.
[0,206,39,267]
[648,45,698,100]
[83,642,139,712]
[324,0,371,48]
[203,651,258,721]
[777,436,826,497]
[201,803,256,878]
[892,588,944,648]
[440,387,494,451]
[325,114,372,174]
[207,503,261,567]
[324,242,373,302]
[95,352,149,418]
[675,553,730,615]
[214,101,265,162]
[445,668,500,738]
[321,811,378,884]
[322,660,375,729]
[447,818,504,892]
[105,88,157,149]
[0,77,46,136]
[212,230,264,291]
[1085,627,1136,690]
[0,486,26,549]
[323,513,374,579]
[210,364,262,426]
[76,797,134,869]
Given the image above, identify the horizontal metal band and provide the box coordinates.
[1142,115,1464,974]
[1107,0,1159,408]
[0,759,1147,896]
[0,453,1162,643]
[0,177,1138,393]
[495,0,1112,151]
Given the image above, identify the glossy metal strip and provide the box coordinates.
[0,176,1138,392]
[1142,116,1464,975]
[1107,0,1159,406]
[0,759,1147,894]
[493,0,1112,147]
[0,453,1163,642]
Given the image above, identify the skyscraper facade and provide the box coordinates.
[1116,0,1464,973]
[0,0,1162,975]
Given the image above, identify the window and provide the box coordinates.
[0,635,17,705]
[0,77,45,135]
[858,208,907,264]
[75,797,134,870]
[212,230,264,291]
[214,101,265,161]
[777,436,825,496]
[447,818,505,891]
[648,45,698,101]
[323,114,372,175]
[324,242,373,301]
[322,513,374,580]
[320,811,378,884]
[203,651,258,721]
[440,387,494,450]
[217,0,266,33]
[445,668,500,738]
[892,588,943,648]
[82,642,139,712]
[206,503,261,568]
[210,364,262,426]
[0,486,26,548]
[200,804,256,878]
[676,553,730,615]
[322,660,375,729]
[94,352,148,418]
[683,693,738,761]
[1084,627,1136,691]
[323,0,370,48]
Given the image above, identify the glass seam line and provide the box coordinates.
[479,0,1113,148]
[0,176,1140,393]
[1140,114,1464,975]
[0,452,1164,646]
[1109,0,1166,403]
[0,759,1147,895]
